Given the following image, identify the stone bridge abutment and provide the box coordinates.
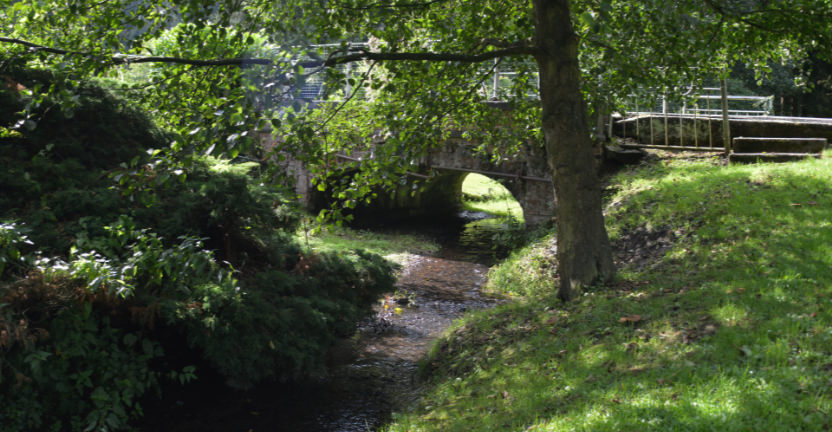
[268,134,556,227]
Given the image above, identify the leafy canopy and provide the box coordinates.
[2,0,831,166]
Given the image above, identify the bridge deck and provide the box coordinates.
[614,113,832,150]
[622,113,832,125]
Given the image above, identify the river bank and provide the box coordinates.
[386,152,832,431]
[138,205,523,431]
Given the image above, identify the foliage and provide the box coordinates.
[387,153,832,431]
[0,276,164,432]
[0,222,34,280]
[731,55,832,117]
[3,0,831,295]
[187,249,396,387]
[0,70,398,429]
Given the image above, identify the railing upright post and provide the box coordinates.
[694,101,699,148]
[720,76,731,154]
[663,93,669,147]
[650,99,655,146]
[680,101,685,148]
[707,93,713,148]
[635,97,640,141]
[492,59,499,100]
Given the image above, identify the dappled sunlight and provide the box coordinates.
[711,303,750,327]
[386,154,832,431]
[461,173,524,222]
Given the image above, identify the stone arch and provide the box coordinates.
[459,172,526,221]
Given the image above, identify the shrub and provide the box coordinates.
[0,222,35,280]
[0,277,163,432]
[1,64,399,428]
[182,248,396,388]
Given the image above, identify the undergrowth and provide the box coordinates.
[387,153,832,431]
[0,66,396,431]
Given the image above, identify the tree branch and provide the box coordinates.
[333,0,452,10]
[1,36,539,69]
[313,45,540,67]
[700,0,784,32]
[0,36,273,66]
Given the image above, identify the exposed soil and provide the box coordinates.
[613,225,680,272]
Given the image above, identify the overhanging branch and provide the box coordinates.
[0,36,538,69]
[0,36,274,66]
[314,45,540,67]
[333,0,452,10]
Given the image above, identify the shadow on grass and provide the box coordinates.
[389,157,832,431]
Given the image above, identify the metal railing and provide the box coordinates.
[627,87,773,118]
[297,45,539,103]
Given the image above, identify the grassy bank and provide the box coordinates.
[299,224,440,265]
[387,153,832,431]
[299,172,519,264]
[462,173,524,222]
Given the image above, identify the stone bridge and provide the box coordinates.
[270,135,556,226]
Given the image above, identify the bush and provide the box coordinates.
[0,277,164,432]
[0,222,35,280]
[182,248,396,387]
[0,64,398,428]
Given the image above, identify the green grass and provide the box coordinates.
[385,153,832,431]
[297,173,522,263]
[462,173,524,222]
[298,223,440,264]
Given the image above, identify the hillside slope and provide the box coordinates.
[388,152,832,431]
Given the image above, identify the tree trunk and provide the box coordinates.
[533,0,615,301]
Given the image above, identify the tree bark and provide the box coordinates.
[533,0,615,301]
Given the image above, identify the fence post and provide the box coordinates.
[680,102,685,148]
[707,93,713,148]
[663,93,669,147]
[492,59,499,100]
[694,101,699,148]
[650,105,655,146]
[720,77,731,154]
[635,98,640,141]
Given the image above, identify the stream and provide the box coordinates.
[141,212,510,431]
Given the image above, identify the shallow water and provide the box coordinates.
[140,212,508,431]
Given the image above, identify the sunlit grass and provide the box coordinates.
[385,154,832,431]
[461,173,524,221]
[297,223,440,265]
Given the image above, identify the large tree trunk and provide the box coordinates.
[533,0,615,301]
